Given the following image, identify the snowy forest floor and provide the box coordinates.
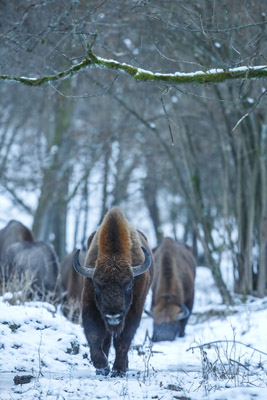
[0,267,267,400]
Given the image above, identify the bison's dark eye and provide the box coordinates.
[124,281,133,293]
[93,283,101,294]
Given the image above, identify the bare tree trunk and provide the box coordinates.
[73,208,80,250]
[244,157,258,294]
[257,124,267,297]
[143,182,163,245]
[179,125,233,304]
[183,218,198,260]
[81,179,89,250]
[143,155,163,245]
[111,138,137,207]
[258,217,267,297]
[213,84,267,298]
[98,141,111,224]
[33,80,73,260]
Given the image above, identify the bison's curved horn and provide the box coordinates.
[131,246,151,277]
[73,249,94,279]
[176,304,190,321]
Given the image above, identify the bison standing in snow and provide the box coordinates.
[5,240,61,299]
[0,220,34,289]
[0,220,60,300]
[151,237,196,342]
[0,220,34,259]
[73,207,154,376]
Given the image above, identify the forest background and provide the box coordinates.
[0,0,267,304]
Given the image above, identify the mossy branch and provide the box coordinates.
[1,49,267,87]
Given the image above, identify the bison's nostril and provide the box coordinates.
[105,313,122,326]
[106,313,121,319]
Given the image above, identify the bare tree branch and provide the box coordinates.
[232,89,267,131]
[160,91,174,145]
[0,183,34,215]
[0,49,267,87]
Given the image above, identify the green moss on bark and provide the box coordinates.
[1,51,267,87]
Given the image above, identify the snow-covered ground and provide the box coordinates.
[0,267,266,400]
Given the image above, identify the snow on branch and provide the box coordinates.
[1,50,267,87]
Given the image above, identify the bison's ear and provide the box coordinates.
[87,231,96,250]
[176,305,190,321]
[137,229,148,242]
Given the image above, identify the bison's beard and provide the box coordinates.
[103,316,125,336]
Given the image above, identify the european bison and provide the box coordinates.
[60,248,85,322]
[151,237,196,342]
[5,240,60,300]
[0,220,34,259]
[0,220,34,290]
[73,207,154,376]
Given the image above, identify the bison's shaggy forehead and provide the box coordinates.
[93,255,133,283]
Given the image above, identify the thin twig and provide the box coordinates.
[229,358,250,371]
[160,92,174,145]
[232,89,267,131]
[187,340,267,357]
[37,332,44,381]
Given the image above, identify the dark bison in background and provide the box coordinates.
[60,248,85,321]
[5,240,61,300]
[0,220,34,290]
[0,220,34,258]
[151,237,196,342]
[73,207,154,377]
[0,220,60,300]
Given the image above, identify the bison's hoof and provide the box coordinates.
[95,366,110,376]
[111,368,126,378]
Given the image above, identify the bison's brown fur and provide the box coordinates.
[152,237,196,341]
[60,249,85,322]
[76,207,154,377]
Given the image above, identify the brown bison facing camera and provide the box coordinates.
[73,207,154,377]
[151,237,196,342]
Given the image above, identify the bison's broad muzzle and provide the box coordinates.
[152,322,178,342]
[105,312,123,326]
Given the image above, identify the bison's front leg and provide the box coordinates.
[82,307,111,376]
[112,311,141,377]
